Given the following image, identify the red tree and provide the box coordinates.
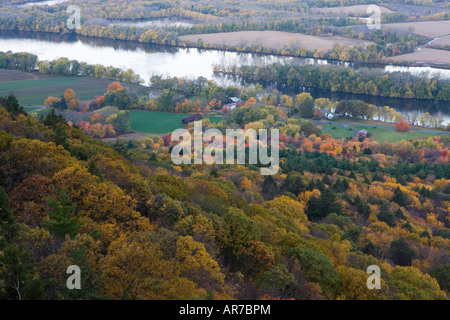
[396,119,410,132]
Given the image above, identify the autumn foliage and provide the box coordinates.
[396,119,410,132]
[107,81,124,92]
[0,96,449,301]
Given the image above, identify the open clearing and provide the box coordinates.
[180,31,373,51]
[129,111,223,135]
[0,69,48,82]
[323,124,445,143]
[430,35,450,47]
[388,48,450,65]
[383,20,450,38]
[386,3,449,17]
[310,5,392,16]
[0,69,148,106]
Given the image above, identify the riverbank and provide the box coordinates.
[1,27,450,73]
[4,67,450,127]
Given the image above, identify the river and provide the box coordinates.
[16,0,68,8]
[0,30,448,123]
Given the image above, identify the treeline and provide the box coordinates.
[309,0,444,6]
[0,0,436,65]
[43,83,134,138]
[0,51,143,84]
[0,18,424,65]
[0,51,38,72]
[140,75,262,112]
[218,63,450,101]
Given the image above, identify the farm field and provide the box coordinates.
[129,111,223,134]
[383,20,450,38]
[430,35,450,47]
[0,69,46,81]
[323,124,445,143]
[180,31,373,51]
[388,48,450,66]
[0,69,148,106]
[310,5,392,16]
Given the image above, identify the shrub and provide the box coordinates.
[396,119,410,132]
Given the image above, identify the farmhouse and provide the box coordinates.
[224,103,237,111]
[357,129,368,136]
[228,97,242,104]
[353,129,368,139]
[182,113,202,124]
[223,97,243,111]
[325,112,336,120]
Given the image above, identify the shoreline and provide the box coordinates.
[1,28,450,71]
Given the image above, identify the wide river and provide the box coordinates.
[0,30,449,123]
[16,0,68,8]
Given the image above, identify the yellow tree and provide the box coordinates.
[336,266,386,300]
[44,96,59,108]
[64,89,76,101]
[391,266,448,300]
[265,195,307,223]
[101,233,206,300]
[176,236,225,289]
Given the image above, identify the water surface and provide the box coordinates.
[0,30,448,123]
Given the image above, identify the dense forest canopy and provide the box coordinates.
[0,93,449,300]
[0,0,449,303]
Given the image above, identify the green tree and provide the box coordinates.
[157,89,175,112]
[106,110,131,133]
[391,187,407,207]
[0,186,18,242]
[388,238,416,266]
[306,188,341,221]
[103,88,131,109]
[296,93,315,118]
[223,208,261,252]
[289,248,341,298]
[43,188,82,239]
[0,187,43,300]
[256,264,296,298]
[429,265,450,292]
[0,93,25,119]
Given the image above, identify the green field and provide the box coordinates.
[323,126,357,139]
[323,124,444,143]
[129,111,224,134]
[0,74,148,106]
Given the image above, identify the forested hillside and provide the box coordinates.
[0,95,449,300]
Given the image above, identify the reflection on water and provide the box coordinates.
[385,65,450,82]
[0,30,339,86]
[301,87,450,125]
[16,0,68,8]
[110,18,195,29]
[0,30,448,123]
